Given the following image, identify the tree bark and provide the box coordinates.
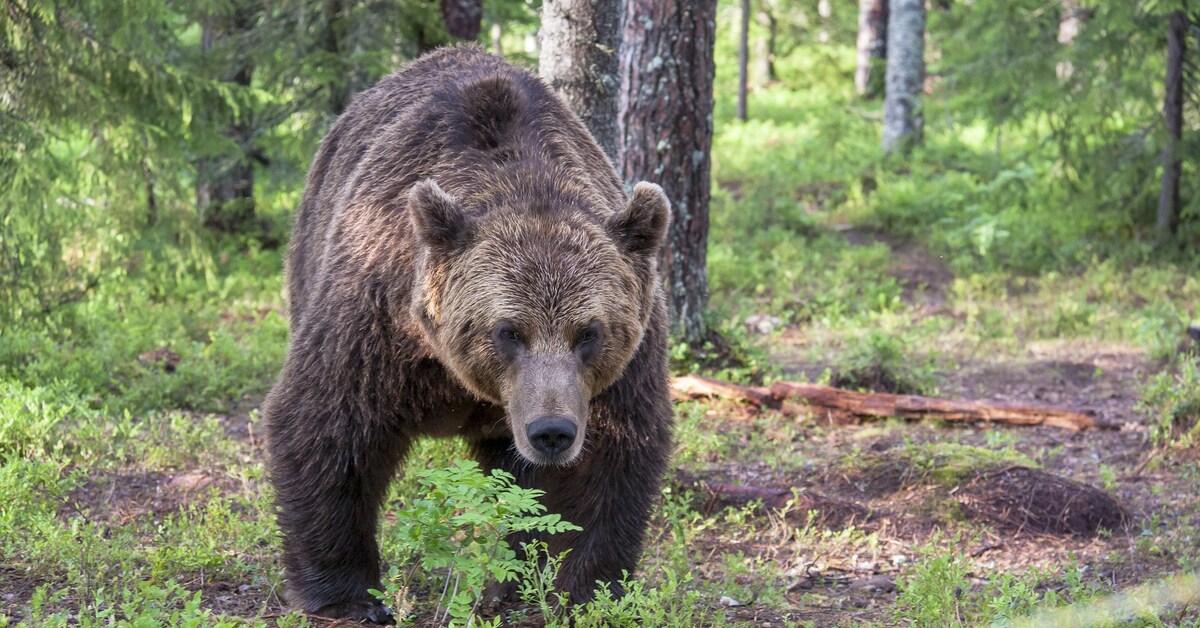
[737,0,750,120]
[882,0,924,154]
[855,0,887,98]
[817,0,832,43]
[490,21,503,56]
[1057,0,1083,44]
[1056,0,1088,80]
[539,0,623,164]
[322,0,352,115]
[619,0,717,348]
[1157,11,1185,237]
[197,6,256,234]
[754,4,777,86]
[441,0,482,41]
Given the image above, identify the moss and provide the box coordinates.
[912,442,1038,486]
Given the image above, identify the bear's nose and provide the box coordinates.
[527,416,577,457]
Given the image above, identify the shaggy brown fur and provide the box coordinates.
[263,46,673,623]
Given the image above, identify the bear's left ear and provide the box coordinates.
[608,182,671,258]
[409,178,471,251]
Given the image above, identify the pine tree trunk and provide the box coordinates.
[441,0,482,41]
[882,0,924,154]
[539,0,623,164]
[619,0,717,348]
[737,0,750,120]
[855,0,887,98]
[197,7,256,234]
[1157,10,1186,237]
[322,0,352,115]
[754,5,777,86]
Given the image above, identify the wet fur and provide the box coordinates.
[263,47,673,620]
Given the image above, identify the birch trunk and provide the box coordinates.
[882,0,925,154]
[737,0,750,120]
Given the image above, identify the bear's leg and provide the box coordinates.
[266,392,407,624]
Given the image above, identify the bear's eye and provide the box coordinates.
[492,321,524,354]
[576,328,598,345]
[573,322,603,362]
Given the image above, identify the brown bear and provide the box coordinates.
[262,46,673,623]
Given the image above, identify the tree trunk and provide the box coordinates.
[197,7,256,234]
[817,0,832,43]
[322,0,352,115]
[619,0,717,348]
[1057,0,1083,44]
[1157,10,1185,237]
[754,4,777,86]
[490,21,502,56]
[441,0,482,41]
[881,0,924,154]
[539,0,623,164]
[737,0,750,120]
[855,0,887,98]
[1056,0,1086,80]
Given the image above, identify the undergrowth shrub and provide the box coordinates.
[1140,353,1200,447]
[825,328,940,395]
[375,460,580,626]
[897,536,1107,626]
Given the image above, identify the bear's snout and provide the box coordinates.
[526,416,578,458]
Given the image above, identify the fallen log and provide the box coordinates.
[671,374,1099,431]
[671,374,778,409]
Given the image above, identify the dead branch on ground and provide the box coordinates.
[672,374,1099,431]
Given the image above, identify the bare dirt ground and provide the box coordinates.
[677,353,1178,625]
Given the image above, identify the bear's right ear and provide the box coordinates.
[409,179,470,251]
[608,182,671,258]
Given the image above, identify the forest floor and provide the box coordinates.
[642,234,1200,627]
[8,230,1199,627]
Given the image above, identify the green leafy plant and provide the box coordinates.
[894,534,972,626]
[517,541,571,626]
[1139,353,1200,447]
[567,570,718,628]
[829,328,940,395]
[374,461,580,626]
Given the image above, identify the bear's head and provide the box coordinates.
[408,178,669,466]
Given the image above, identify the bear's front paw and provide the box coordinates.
[312,599,395,625]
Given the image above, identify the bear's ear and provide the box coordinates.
[608,182,671,257]
[409,179,470,251]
